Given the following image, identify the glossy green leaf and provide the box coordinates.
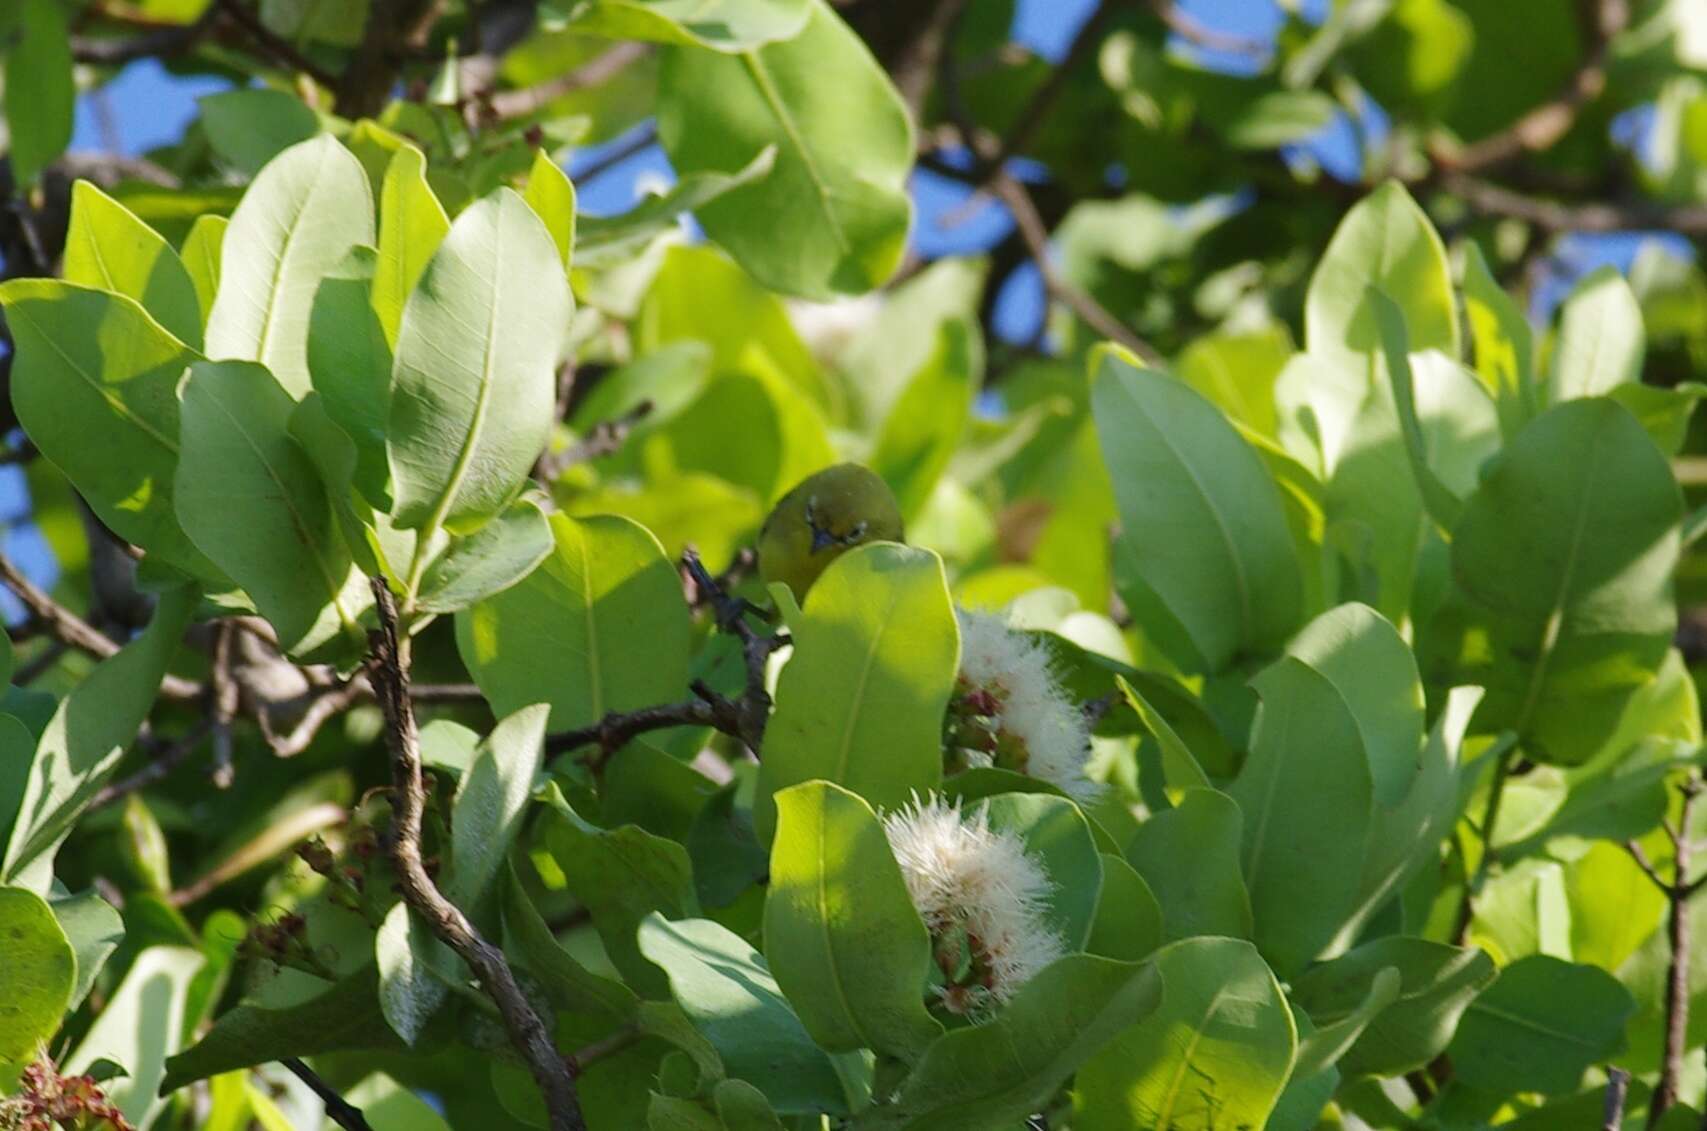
[524,149,577,270]
[457,512,691,731]
[307,246,393,509]
[1462,241,1536,436]
[376,900,456,1046]
[48,887,124,1013]
[978,792,1103,952]
[564,0,809,50]
[415,496,554,614]
[180,214,227,324]
[1075,937,1295,1131]
[1125,788,1252,941]
[1372,289,1468,529]
[388,187,570,533]
[657,0,913,299]
[65,946,206,1128]
[62,180,204,349]
[1289,936,1496,1076]
[176,360,369,657]
[502,862,638,1021]
[637,914,851,1116]
[756,542,958,842]
[1304,180,1457,372]
[199,89,322,177]
[1092,348,1302,673]
[3,585,198,883]
[206,135,376,398]
[847,956,1158,1131]
[765,781,943,1059]
[1550,265,1644,402]
[0,886,75,1063]
[1447,955,1634,1095]
[1085,854,1164,962]
[162,966,403,1089]
[1294,966,1401,1078]
[4,0,73,187]
[0,280,218,579]
[546,785,697,996]
[1426,398,1680,764]
[373,143,450,348]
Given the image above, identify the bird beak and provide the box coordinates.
[810,526,837,553]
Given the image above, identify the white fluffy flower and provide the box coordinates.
[882,794,1065,1014]
[952,608,1098,801]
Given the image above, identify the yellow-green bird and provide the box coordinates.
[758,463,904,602]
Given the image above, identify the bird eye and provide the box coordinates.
[847,521,868,541]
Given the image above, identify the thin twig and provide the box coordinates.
[572,123,660,186]
[367,578,587,1131]
[988,2,1117,169]
[681,548,775,750]
[544,698,725,765]
[1650,776,1702,1126]
[213,0,340,87]
[88,719,217,810]
[1429,0,1628,174]
[1602,1067,1629,1131]
[1150,0,1269,60]
[281,1058,375,1131]
[537,400,654,481]
[990,172,1164,365]
[210,622,239,789]
[483,42,650,122]
[1626,840,1667,892]
[0,549,202,701]
[1442,172,1707,234]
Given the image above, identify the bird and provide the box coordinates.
[757,463,904,602]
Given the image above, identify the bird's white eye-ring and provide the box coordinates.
[848,521,869,541]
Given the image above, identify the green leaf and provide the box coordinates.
[765,781,943,1059]
[1092,348,1303,673]
[637,914,851,1116]
[1074,938,1296,1131]
[180,214,227,325]
[65,946,206,1129]
[176,360,369,657]
[1371,289,1468,529]
[524,149,577,270]
[376,900,456,1046]
[0,280,219,579]
[870,321,978,523]
[48,887,124,1013]
[206,135,376,399]
[1550,265,1644,402]
[0,887,75,1063]
[307,246,394,510]
[1462,241,1537,437]
[978,792,1103,952]
[1125,788,1252,941]
[62,180,204,349]
[1304,180,1457,372]
[415,496,554,614]
[449,704,549,907]
[1218,89,1338,148]
[1294,966,1401,1077]
[162,966,403,1090]
[1114,674,1210,795]
[756,542,958,843]
[1425,398,1680,764]
[502,862,638,1021]
[858,956,1161,1131]
[1446,955,1634,1096]
[656,0,913,299]
[577,147,778,269]
[644,367,837,504]
[373,143,450,349]
[545,785,697,996]
[3,585,198,883]
[457,512,691,731]
[563,0,810,50]
[1289,936,1496,1076]
[199,89,322,178]
[4,0,73,187]
[388,187,570,533]
[1085,854,1164,962]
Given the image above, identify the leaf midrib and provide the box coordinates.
[9,304,182,454]
[741,50,850,255]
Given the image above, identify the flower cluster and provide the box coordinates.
[946,608,1098,801]
[0,1060,134,1131]
[881,793,1064,1015]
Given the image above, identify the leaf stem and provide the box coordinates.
[1453,737,1518,944]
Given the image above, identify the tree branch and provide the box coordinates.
[367,578,587,1131]
[1429,0,1629,174]
[1442,172,1707,234]
[1650,775,1702,1127]
[213,0,341,88]
[282,1059,375,1131]
[536,399,654,481]
[1602,1067,1629,1131]
[88,719,217,810]
[0,549,202,701]
[482,42,651,122]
